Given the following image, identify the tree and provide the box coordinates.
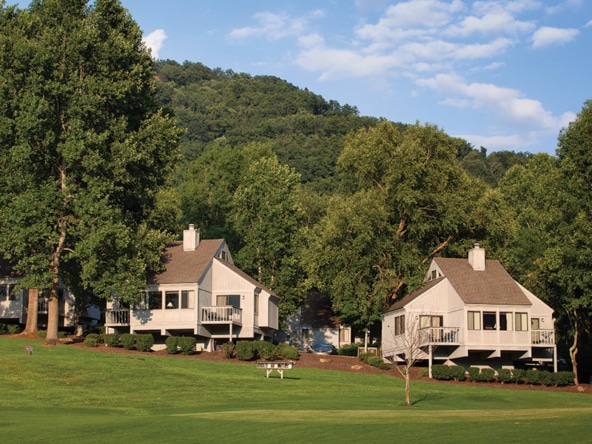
[305,121,491,331]
[0,0,181,344]
[231,154,306,320]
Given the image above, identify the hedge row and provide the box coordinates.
[165,336,197,355]
[430,364,575,386]
[83,333,154,352]
[234,341,299,361]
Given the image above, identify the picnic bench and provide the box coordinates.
[256,361,294,379]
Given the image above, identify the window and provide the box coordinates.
[500,312,512,331]
[483,312,496,330]
[217,295,240,307]
[254,293,259,315]
[339,327,350,343]
[181,290,194,309]
[468,311,481,330]
[0,284,6,301]
[394,315,405,336]
[165,291,179,309]
[515,312,528,331]
[302,328,312,342]
[8,284,19,301]
[420,315,442,328]
[147,291,162,310]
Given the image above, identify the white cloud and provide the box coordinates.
[416,73,570,133]
[532,26,579,48]
[143,29,167,60]
[446,11,535,37]
[228,10,324,42]
[585,19,592,27]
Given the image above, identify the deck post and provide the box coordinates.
[428,345,433,378]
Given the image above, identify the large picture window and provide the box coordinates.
[515,312,528,331]
[181,290,195,309]
[500,312,512,331]
[165,291,179,309]
[468,311,481,330]
[483,312,496,330]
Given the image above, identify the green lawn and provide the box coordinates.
[1,337,590,443]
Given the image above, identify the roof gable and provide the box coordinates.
[214,258,277,298]
[385,277,446,313]
[433,257,531,306]
[149,239,225,285]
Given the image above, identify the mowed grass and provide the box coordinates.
[1,337,591,443]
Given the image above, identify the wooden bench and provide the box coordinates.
[256,361,294,379]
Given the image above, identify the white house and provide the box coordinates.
[0,258,100,330]
[284,292,352,349]
[105,225,280,351]
[381,244,557,372]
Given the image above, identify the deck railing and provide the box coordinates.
[105,309,130,326]
[420,327,461,345]
[201,306,242,324]
[531,329,554,345]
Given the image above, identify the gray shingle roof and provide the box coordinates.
[148,239,225,285]
[434,257,531,306]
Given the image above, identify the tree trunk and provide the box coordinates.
[44,222,67,346]
[405,369,411,406]
[569,316,579,386]
[21,288,39,335]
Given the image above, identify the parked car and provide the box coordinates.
[306,344,336,355]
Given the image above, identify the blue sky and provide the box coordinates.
[124,1,590,154]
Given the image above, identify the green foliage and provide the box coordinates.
[235,341,256,361]
[337,343,362,356]
[120,333,135,350]
[512,368,525,383]
[554,371,575,386]
[178,337,197,355]
[468,367,481,382]
[478,368,495,383]
[358,352,390,370]
[7,324,20,334]
[85,333,101,343]
[431,364,452,380]
[525,369,540,385]
[497,368,513,384]
[134,334,154,352]
[83,337,98,348]
[275,343,299,360]
[418,368,429,378]
[103,334,120,347]
[165,336,179,354]
[0,324,6,334]
[450,365,466,381]
[254,341,277,361]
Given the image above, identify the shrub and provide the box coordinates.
[7,324,20,334]
[468,367,481,382]
[366,356,390,370]
[85,333,100,342]
[497,368,512,384]
[255,341,277,361]
[479,368,495,382]
[0,324,7,334]
[83,337,98,347]
[450,365,466,381]
[178,336,197,355]
[134,334,154,352]
[337,343,361,356]
[120,333,135,350]
[165,336,179,354]
[236,341,255,361]
[537,371,553,386]
[418,368,429,378]
[512,368,525,383]
[432,364,452,380]
[525,369,540,385]
[103,334,120,347]
[275,343,299,360]
[554,371,575,386]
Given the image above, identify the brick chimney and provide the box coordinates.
[468,243,485,271]
[183,224,199,251]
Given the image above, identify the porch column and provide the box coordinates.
[553,345,557,373]
[428,345,433,378]
[229,323,233,343]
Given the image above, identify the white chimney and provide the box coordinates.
[468,243,485,271]
[183,224,199,251]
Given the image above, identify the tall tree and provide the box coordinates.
[305,121,493,331]
[231,154,306,320]
[0,0,181,344]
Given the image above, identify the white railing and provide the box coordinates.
[105,309,130,326]
[420,327,461,345]
[531,329,554,345]
[201,306,242,324]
